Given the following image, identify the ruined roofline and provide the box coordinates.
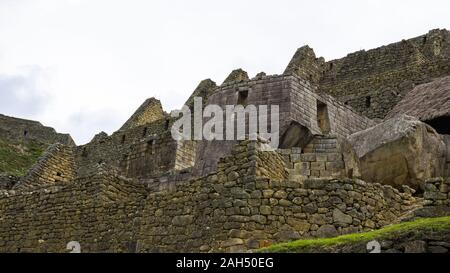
[209,71,372,122]
[288,28,449,66]
[325,28,449,63]
[0,113,75,146]
[0,113,45,127]
[283,28,450,79]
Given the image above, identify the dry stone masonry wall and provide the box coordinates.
[13,144,75,191]
[285,29,450,119]
[0,165,147,253]
[0,29,450,253]
[136,140,419,253]
[0,114,74,146]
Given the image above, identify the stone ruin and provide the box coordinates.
[0,29,449,252]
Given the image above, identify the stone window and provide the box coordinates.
[23,130,28,137]
[316,100,331,134]
[237,90,248,106]
[81,147,88,157]
[142,127,147,137]
[121,135,126,144]
[365,96,371,108]
[147,140,155,154]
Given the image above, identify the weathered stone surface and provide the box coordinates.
[316,225,338,238]
[119,98,165,131]
[403,240,427,253]
[172,215,194,226]
[333,209,353,224]
[347,115,446,189]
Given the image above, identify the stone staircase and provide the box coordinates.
[280,135,346,181]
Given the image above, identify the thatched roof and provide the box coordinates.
[386,76,450,121]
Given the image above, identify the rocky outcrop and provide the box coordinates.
[347,115,446,189]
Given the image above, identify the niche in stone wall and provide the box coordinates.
[237,90,249,106]
[142,127,147,137]
[147,139,155,155]
[279,121,314,149]
[365,96,372,108]
[316,100,331,134]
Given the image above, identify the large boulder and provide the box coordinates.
[347,115,446,190]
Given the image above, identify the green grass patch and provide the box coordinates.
[258,216,450,253]
[0,138,45,177]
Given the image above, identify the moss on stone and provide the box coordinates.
[258,216,450,253]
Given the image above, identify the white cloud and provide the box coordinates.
[0,0,449,144]
[0,65,52,118]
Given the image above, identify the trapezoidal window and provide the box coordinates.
[365,96,371,108]
[237,90,248,106]
[316,100,331,135]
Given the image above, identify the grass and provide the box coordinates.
[0,138,45,177]
[258,216,450,253]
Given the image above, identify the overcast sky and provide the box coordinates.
[0,0,449,144]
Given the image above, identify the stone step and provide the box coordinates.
[303,148,339,153]
[291,152,342,163]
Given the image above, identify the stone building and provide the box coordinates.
[0,29,449,253]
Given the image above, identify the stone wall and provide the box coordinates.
[75,118,178,178]
[137,140,418,253]
[319,29,450,119]
[289,74,375,137]
[282,136,347,179]
[174,140,197,171]
[13,144,75,191]
[424,177,450,207]
[0,139,424,253]
[0,174,18,190]
[283,29,450,119]
[119,98,166,131]
[193,74,374,176]
[0,166,147,253]
[120,132,179,179]
[0,114,74,146]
